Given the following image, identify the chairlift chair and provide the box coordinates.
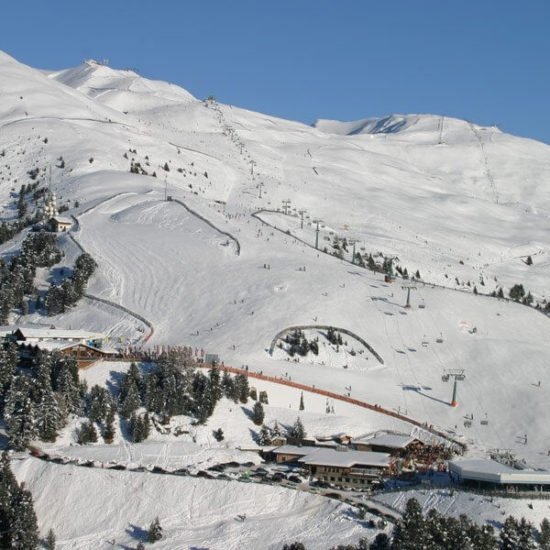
[441,374,450,382]
[436,333,444,344]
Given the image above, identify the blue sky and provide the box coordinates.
[3,0,550,142]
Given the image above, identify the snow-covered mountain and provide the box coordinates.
[2,49,550,470]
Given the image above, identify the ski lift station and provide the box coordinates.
[449,459,550,492]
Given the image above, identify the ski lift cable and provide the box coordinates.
[393,311,434,426]
[420,289,505,448]
[371,298,410,415]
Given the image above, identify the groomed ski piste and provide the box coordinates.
[2,49,550,546]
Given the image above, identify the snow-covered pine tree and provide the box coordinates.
[258,425,271,445]
[0,343,17,404]
[33,361,63,442]
[289,417,306,441]
[499,516,521,550]
[0,453,39,549]
[540,518,550,550]
[391,497,427,549]
[120,380,141,419]
[4,375,38,450]
[10,484,39,549]
[517,517,536,550]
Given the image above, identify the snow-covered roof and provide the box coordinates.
[449,459,550,485]
[0,326,15,337]
[15,327,105,341]
[18,341,71,352]
[352,433,416,449]
[272,445,311,457]
[51,216,73,224]
[299,449,391,468]
[18,341,109,354]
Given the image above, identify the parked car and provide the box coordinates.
[288,475,303,484]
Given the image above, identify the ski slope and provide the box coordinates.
[2,49,550,536]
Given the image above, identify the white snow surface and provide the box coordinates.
[12,456,369,550]
[2,49,550,533]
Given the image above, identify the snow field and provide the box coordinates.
[13,456,374,550]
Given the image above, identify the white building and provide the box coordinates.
[449,459,550,491]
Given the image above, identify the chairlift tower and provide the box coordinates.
[282,199,291,216]
[312,219,322,250]
[441,369,465,407]
[258,182,265,199]
[348,238,359,264]
[298,209,306,229]
[401,283,417,308]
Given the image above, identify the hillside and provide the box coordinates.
[2,50,550,482]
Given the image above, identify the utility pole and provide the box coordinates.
[298,210,306,229]
[313,219,322,250]
[401,283,417,308]
[282,199,291,215]
[441,369,466,407]
[164,176,168,201]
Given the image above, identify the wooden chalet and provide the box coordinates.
[17,341,114,368]
[5,326,116,368]
[48,216,73,232]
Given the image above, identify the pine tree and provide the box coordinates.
[147,517,163,543]
[252,401,265,425]
[120,381,141,418]
[103,418,115,444]
[0,454,39,549]
[221,370,234,398]
[0,343,17,403]
[33,363,63,442]
[234,374,249,404]
[213,428,224,442]
[258,425,271,445]
[299,392,304,411]
[5,375,38,450]
[45,528,56,550]
[369,532,390,550]
[392,498,426,549]
[500,516,521,550]
[540,518,550,550]
[10,485,39,549]
[517,517,536,550]
[289,417,306,441]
